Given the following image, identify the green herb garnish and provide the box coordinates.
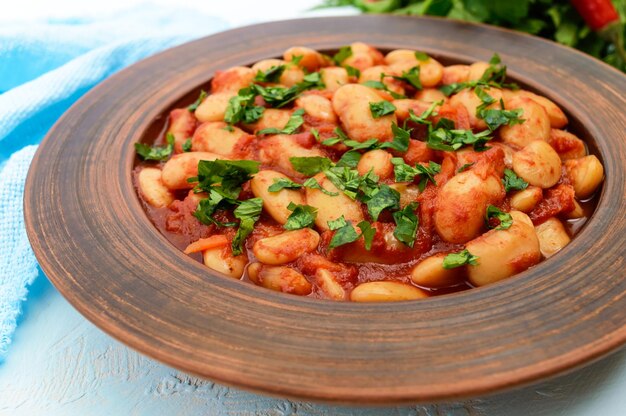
[485,205,513,230]
[443,249,479,269]
[135,133,175,161]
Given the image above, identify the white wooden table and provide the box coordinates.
[1,277,625,415]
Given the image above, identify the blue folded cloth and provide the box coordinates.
[0,6,229,360]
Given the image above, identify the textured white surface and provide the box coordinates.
[1,277,625,415]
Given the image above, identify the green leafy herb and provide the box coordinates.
[231,198,263,255]
[457,162,474,173]
[268,178,302,192]
[311,128,320,141]
[253,65,286,83]
[443,249,479,269]
[345,65,361,78]
[502,168,529,192]
[257,109,305,135]
[188,90,207,111]
[182,138,192,152]
[379,123,410,152]
[302,177,339,196]
[223,125,235,132]
[323,166,363,199]
[321,127,350,146]
[369,101,397,118]
[392,202,419,247]
[289,156,333,176]
[135,133,175,161]
[329,223,360,249]
[333,46,353,65]
[251,72,325,108]
[336,150,362,168]
[284,202,318,230]
[474,87,524,131]
[190,159,260,200]
[362,80,406,99]
[357,221,376,250]
[365,184,400,221]
[290,55,304,65]
[485,205,513,230]
[387,66,422,90]
[327,215,348,231]
[391,158,441,191]
[414,51,429,62]
[193,190,236,227]
[224,87,264,125]
[440,54,519,96]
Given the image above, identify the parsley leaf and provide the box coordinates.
[191,159,260,200]
[502,168,529,192]
[193,190,236,227]
[357,221,376,250]
[388,66,422,90]
[251,73,325,108]
[392,202,419,247]
[284,202,318,230]
[182,138,192,152]
[135,133,175,161]
[440,53,519,97]
[345,65,361,78]
[333,46,352,65]
[414,51,429,62]
[231,198,263,255]
[257,109,305,135]
[391,158,441,191]
[457,162,474,173]
[362,80,406,99]
[321,127,350,146]
[329,222,360,249]
[302,177,339,196]
[253,65,286,83]
[474,87,524,131]
[336,150,362,168]
[290,55,303,66]
[379,123,410,152]
[365,184,400,221]
[442,249,479,269]
[369,101,397,118]
[327,216,348,230]
[268,178,302,192]
[224,87,264,125]
[485,205,513,230]
[188,90,207,111]
[289,156,333,176]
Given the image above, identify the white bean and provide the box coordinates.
[253,229,320,265]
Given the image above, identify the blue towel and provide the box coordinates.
[0,6,229,360]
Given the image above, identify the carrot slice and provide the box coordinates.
[183,235,229,254]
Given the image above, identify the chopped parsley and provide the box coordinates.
[485,205,513,230]
[365,184,400,221]
[440,53,519,96]
[362,80,406,99]
[224,87,264,125]
[187,90,207,111]
[474,87,524,131]
[442,249,479,269]
[414,51,429,62]
[231,198,263,255]
[182,138,192,152]
[391,158,441,191]
[289,156,333,176]
[327,216,376,250]
[333,46,352,65]
[284,202,318,230]
[267,176,338,196]
[387,66,421,90]
[253,65,286,83]
[369,101,397,118]
[392,202,419,247]
[135,133,175,161]
[457,163,474,173]
[502,168,529,192]
[345,65,361,78]
[257,109,305,135]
